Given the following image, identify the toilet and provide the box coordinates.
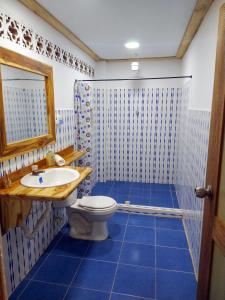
[54,190,117,241]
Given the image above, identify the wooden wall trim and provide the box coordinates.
[18,0,100,62]
[176,0,214,58]
[103,56,178,63]
[18,0,213,62]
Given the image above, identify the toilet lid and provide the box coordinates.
[79,196,116,209]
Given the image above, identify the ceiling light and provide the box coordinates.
[131,61,139,71]
[125,41,140,49]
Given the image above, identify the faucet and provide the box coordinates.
[31,165,45,176]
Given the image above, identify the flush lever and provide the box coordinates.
[194,185,213,199]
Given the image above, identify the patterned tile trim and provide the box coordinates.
[0,11,94,76]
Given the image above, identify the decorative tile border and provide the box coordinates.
[0,12,94,76]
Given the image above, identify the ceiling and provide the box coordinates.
[36,0,197,60]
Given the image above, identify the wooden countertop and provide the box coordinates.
[0,166,92,201]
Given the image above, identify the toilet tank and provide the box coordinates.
[53,189,77,208]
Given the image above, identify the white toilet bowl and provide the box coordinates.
[54,191,117,241]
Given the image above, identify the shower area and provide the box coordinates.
[75,78,186,211]
[74,76,211,277]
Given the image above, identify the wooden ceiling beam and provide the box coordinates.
[19,0,214,62]
[103,56,178,63]
[176,0,214,58]
[18,0,101,62]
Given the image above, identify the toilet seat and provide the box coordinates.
[78,196,116,210]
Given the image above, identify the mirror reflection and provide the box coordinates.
[1,64,48,143]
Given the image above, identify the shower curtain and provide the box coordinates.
[74,81,98,197]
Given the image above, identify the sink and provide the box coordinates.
[20,168,80,188]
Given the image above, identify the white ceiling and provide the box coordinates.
[37,0,197,59]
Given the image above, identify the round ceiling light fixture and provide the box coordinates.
[124,41,140,49]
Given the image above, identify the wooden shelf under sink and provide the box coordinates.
[0,145,92,235]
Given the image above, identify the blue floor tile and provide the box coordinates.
[111,293,150,300]
[18,281,67,300]
[150,191,172,200]
[108,223,126,241]
[91,189,110,196]
[85,240,122,262]
[112,182,132,194]
[129,187,151,197]
[113,264,155,298]
[73,260,116,292]
[110,212,129,225]
[156,217,184,230]
[172,191,179,208]
[156,246,193,272]
[120,242,155,267]
[51,236,90,258]
[150,183,171,191]
[114,181,133,188]
[65,287,109,300]
[9,279,30,300]
[128,214,155,228]
[170,184,176,191]
[111,185,131,194]
[94,182,113,189]
[128,195,150,205]
[27,253,48,279]
[125,226,155,245]
[156,229,188,248]
[108,192,129,204]
[156,269,196,300]
[150,198,173,208]
[91,182,112,195]
[34,254,81,285]
[131,182,151,190]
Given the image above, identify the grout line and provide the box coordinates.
[14,232,66,300]
[156,267,195,275]
[182,219,198,280]
[169,185,175,208]
[31,279,69,287]
[125,224,185,232]
[112,291,154,300]
[62,240,92,300]
[108,211,129,300]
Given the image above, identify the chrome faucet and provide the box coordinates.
[31,165,45,176]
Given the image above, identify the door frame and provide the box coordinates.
[197,3,225,299]
[0,224,8,300]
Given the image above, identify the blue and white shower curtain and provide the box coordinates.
[74,81,98,197]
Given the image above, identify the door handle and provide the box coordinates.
[195,185,213,199]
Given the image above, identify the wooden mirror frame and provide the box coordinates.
[0,47,56,161]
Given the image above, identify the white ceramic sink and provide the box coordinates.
[20,168,80,188]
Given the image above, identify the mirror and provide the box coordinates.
[1,65,48,143]
[0,47,56,160]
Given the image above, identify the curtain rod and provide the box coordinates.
[77,75,192,82]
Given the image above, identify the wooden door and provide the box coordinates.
[197,3,225,300]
